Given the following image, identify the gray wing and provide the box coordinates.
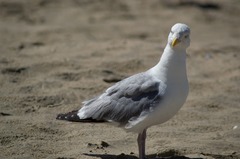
[79,72,166,124]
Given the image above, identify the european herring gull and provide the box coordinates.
[57,23,191,159]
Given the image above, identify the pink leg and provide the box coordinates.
[137,129,147,159]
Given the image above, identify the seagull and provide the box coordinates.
[57,23,190,159]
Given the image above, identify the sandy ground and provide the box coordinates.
[0,0,240,159]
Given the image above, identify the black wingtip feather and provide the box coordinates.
[56,110,105,123]
[56,110,82,122]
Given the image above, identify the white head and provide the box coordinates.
[168,23,191,50]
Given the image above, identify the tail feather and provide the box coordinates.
[56,110,105,122]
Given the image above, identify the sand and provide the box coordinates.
[0,0,240,159]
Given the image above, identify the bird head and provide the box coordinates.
[168,23,191,49]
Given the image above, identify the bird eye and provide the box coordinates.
[184,35,188,38]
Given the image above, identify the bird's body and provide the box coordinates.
[133,44,189,133]
[57,23,191,159]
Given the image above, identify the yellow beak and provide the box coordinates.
[171,38,181,47]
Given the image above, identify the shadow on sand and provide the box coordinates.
[83,153,203,159]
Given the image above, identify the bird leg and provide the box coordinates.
[137,129,147,159]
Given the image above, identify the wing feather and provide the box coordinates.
[78,72,166,125]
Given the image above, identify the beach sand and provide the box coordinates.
[0,0,239,159]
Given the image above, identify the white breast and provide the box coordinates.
[125,46,189,133]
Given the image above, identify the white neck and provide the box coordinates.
[149,44,188,84]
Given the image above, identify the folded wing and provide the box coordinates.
[78,72,166,125]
